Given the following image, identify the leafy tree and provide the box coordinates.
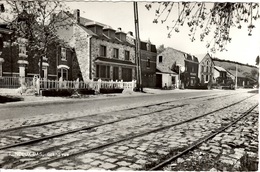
[0,1,72,78]
[157,44,166,54]
[145,2,260,52]
[256,55,259,65]
[251,68,258,79]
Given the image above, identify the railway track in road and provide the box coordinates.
[0,92,228,133]
[0,93,256,170]
[0,92,237,149]
[148,104,258,171]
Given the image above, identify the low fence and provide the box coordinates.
[0,76,136,93]
[39,79,136,92]
[0,77,34,89]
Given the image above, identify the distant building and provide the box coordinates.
[126,32,157,88]
[156,47,199,89]
[197,53,214,85]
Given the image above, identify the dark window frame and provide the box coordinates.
[124,50,130,61]
[113,48,119,59]
[100,45,107,57]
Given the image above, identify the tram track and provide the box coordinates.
[148,104,258,170]
[0,92,237,149]
[16,94,257,169]
[0,92,227,133]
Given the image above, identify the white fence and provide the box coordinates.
[0,77,34,89]
[0,76,136,93]
[39,78,136,92]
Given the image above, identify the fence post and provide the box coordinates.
[120,80,124,89]
[97,79,102,92]
[36,78,40,95]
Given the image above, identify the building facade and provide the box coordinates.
[156,47,199,89]
[198,53,214,85]
[126,32,157,88]
[183,54,199,88]
[56,10,136,82]
[0,24,76,80]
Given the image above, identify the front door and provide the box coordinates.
[156,74,162,88]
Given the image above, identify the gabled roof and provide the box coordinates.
[214,66,227,72]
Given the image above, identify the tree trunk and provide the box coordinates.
[39,55,43,79]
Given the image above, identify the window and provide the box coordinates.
[146,43,151,51]
[58,68,68,80]
[100,45,107,57]
[206,75,208,81]
[61,47,67,61]
[125,50,130,61]
[147,58,150,68]
[113,48,119,59]
[159,56,163,63]
[113,67,119,81]
[201,66,204,73]
[96,64,110,79]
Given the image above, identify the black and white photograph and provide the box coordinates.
[0,0,259,171]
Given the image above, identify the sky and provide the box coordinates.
[65,1,260,66]
[1,1,259,66]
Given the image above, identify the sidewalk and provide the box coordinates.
[0,88,253,108]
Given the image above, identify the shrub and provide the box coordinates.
[41,89,73,97]
[99,88,124,94]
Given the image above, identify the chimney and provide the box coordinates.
[127,31,133,36]
[74,9,80,23]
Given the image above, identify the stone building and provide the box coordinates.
[56,10,136,82]
[156,47,199,88]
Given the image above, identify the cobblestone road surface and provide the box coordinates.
[0,90,258,170]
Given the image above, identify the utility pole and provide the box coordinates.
[235,63,238,89]
[133,2,142,92]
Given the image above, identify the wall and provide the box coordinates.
[140,49,157,87]
[199,54,214,84]
[90,37,135,81]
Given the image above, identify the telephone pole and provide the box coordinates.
[133,2,142,92]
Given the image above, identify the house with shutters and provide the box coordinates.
[0,23,75,81]
[55,10,136,82]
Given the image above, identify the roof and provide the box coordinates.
[156,65,177,74]
[214,66,227,72]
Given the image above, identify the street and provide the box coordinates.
[0,89,258,171]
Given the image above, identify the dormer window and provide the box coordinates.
[146,43,151,51]
[61,47,67,61]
